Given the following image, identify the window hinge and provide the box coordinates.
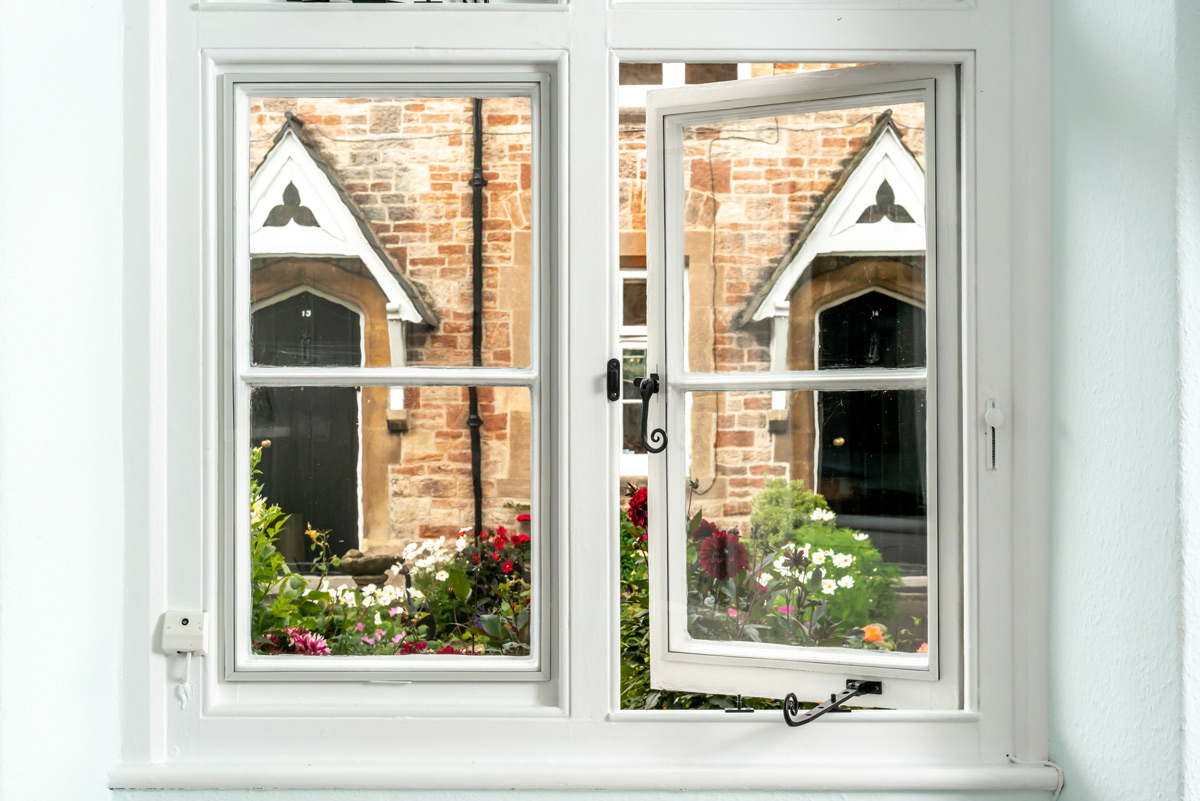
[782,680,882,727]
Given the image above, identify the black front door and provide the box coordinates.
[816,290,926,563]
[251,291,361,561]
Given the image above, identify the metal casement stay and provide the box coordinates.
[783,680,883,727]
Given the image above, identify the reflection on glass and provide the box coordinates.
[678,101,926,373]
[682,390,927,654]
[249,385,533,657]
[248,96,533,368]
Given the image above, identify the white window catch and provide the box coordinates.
[985,400,1005,471]
[161,611,207,710]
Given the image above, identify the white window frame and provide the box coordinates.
[115,0,1052,791]
[647,65,956,708]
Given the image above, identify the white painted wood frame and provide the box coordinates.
[114,0,1053,790]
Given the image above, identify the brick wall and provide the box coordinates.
[250,97,533,549]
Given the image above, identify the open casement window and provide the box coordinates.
[645,64,960,708]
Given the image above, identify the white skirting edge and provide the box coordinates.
[110,761,1060,791]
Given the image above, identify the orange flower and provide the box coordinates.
[861,624,884,643]
[917,642,929,654]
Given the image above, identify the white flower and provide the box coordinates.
[408,587,425,601]
[832,552,854,568]
[838,575,855,588]
[435,570,449,582]
[810,507,836,523]
[811,550,827,566]
[455,536,468,552]
[852,532,870,542]
[374,612,382,626]
[757,572,773,587]
[821,579,838,595]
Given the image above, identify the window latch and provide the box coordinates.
[606,358,621,402]
[783,680,882,727]
[632,373,667,454]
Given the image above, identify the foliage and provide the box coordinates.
[250,446,531,656]
[744,478,900,628]
[619,485,772,711]
[619,477,916,710]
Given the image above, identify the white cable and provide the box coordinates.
[1008,754,1064,800]
[174,652,193,711]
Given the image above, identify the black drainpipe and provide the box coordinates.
[467,98,487,543]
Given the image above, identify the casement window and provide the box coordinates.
[115,0,1054,791]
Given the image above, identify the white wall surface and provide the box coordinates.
[1050,0,1183,799]
[0,0,1189,799]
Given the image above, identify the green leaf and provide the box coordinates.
[448,567,471,602]
[478,614,502,639]
[688,510,703,536]
[516,607,530,630]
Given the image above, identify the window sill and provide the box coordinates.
[110,760,1058,791]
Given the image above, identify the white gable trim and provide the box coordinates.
[747,122,926,325]
[249,127,427,325]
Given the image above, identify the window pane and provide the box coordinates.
[676,100,927,373]
[248,96,534,369]
[680,389,928,656]
[622,278,647,327]
[249,384,534,657]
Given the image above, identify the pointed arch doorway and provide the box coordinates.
[251,289,362,562]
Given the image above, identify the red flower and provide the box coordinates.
[502,560,514,573]
[628,486,648,529]
[495,525,508,537]
[516,513,531,522]
[513,533,531,545]
[472,553,480,564]
[494,533,509,549]
[492,550,502,561]
[698,530,748,580]
[436,645,462,655]
[690,518,719,543]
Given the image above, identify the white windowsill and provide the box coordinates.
[109,761,1058,791]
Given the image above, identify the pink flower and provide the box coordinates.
[355,622,365,632]
[388,607,401,617]
[391,634,403,645]
[361,636,376,646]
[374,629,385,639]
[774,605,795,615]
[727,607,739,617]
[282,627,330,656]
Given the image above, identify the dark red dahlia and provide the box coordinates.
[698,530,749,580]
[628,486,648,529]
[690,518,719,543]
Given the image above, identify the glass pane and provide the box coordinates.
[249,96,533,368]
[681,389,927,655]
[678,100,926,373]
[622,278,647,327]
[249,385,534,657]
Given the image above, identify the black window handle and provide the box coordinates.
[633,374,667,454]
